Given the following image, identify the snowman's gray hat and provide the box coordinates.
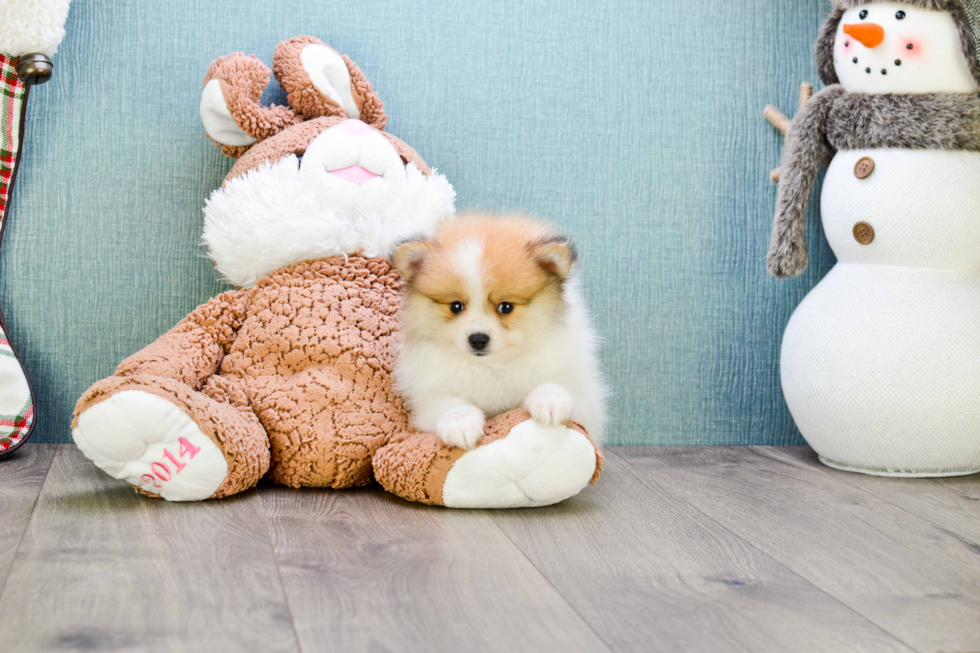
[816,0,980,87]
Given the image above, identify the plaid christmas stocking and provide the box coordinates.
[0,54,35,456]
[0,0,71,457]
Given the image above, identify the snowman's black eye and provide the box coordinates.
[896,10,906,19]
[450,301,464,314]
[859,9,868,19]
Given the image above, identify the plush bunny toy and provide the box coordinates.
[71,37,602,505]
[768,1,980,476]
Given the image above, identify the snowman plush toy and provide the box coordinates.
[768,0,980,476]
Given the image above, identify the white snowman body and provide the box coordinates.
[780,2,980,475]
[782,149,980,475]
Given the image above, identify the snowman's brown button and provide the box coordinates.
[853,221,875,244]
[854,157,875,179]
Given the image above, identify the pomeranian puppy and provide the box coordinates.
[392,212,607,450]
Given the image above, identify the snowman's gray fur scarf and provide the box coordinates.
[767,86,845,278]
[766,86,980,278]
[817,0,980,87]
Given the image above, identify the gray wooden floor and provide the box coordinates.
[1,445,978,653]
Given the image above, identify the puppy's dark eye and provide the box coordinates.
[895,10,905,19]
[859,9,868,19]
[497,302,514,315]
[450,301,465,315]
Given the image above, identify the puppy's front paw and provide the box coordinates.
[524,383,574,427]
[436,404,486,450]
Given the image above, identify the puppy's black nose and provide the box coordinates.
[468,333,490,352]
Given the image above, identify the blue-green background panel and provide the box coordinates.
[2,0,835,444]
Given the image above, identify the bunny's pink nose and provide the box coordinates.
[338,119,371,135]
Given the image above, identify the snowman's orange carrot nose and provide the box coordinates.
[843,23,885,48]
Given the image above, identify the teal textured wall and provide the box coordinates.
[2,0,835,445]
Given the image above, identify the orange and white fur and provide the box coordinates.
[393,213,607,450]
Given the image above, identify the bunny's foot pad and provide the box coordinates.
[73,391,228,501]
[374,409,601,509]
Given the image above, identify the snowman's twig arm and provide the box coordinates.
[766,84,845,279]
[764,106,792,135]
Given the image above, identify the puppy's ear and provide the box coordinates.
[393,240,431,282]
[531,237,577,280]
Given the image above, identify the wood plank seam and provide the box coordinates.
[255,490,308,653]
[0,443,56,600]
[258,485,611,652]
[740,446,980,652]
[610,448,925,653]
[1,445,302,652]
[775,447,980,551]
[485,513,617,653]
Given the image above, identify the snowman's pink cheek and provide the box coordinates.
[900,38,924,58]
[843,39,853,51]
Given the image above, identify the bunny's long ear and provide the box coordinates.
[272,36,388,129]
[200,54,302,158]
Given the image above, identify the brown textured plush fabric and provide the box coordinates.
[372,431,467,505]
[372,409,603,506]
[205,36,429,179]
[273,37,347,120]
[272,36,388,128]
[74,255,411,493]
[222,116,432,182]
[345,53,388,130]
[204,54,302,152]
[225,116,341,182]
[380,132,432,176]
